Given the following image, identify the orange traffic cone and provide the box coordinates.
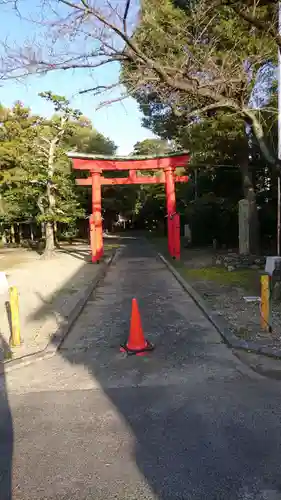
[120,298,154,356]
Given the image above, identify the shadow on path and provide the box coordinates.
[53,238,281,498]
[3,236,281,499]
[0,335,13,500]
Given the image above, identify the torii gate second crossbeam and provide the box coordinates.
[68,152,189,262]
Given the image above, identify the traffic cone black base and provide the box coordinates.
[120,340,154,356]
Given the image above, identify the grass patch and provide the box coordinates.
[182,266,259,291]
[104,243,121,251]
[148,234,260,293]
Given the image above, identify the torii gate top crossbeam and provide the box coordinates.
[68,151,189,171]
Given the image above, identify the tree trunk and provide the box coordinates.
[43,222,55,258]
[10,224,15,244]
[18,224,23,244]
[43,138,57,258]
[240,157,260,254]
[0,224,6,245]
[54,221,59,247]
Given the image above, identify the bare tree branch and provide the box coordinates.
[96,93,129,110]
[123,0,131,34]
[36,55,127,73]
[79,82,120,96]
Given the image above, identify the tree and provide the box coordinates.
[59,114,118,224]
[132,138,173,156]
[127,139,175,230]
[1,0,279,249]
[19,92,85,257]
[0,102,39,185]
[121,0,278,252]
[0,102,42,243]
[0,0,277,164]
[224,1,280,50]
[66,120,116,157]
[177,114,244,246]
[23,93,117,256]
[0,95,118,251]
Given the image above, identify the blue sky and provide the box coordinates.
[0,1,155,154]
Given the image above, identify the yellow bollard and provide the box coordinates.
[9,286,21,347]
[260,274,272,332]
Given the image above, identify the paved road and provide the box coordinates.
[1,238,281,499]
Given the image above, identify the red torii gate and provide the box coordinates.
[68,152,189,263]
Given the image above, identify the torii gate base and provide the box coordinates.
[69,153,189,263]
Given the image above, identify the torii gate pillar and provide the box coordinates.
[90,170,103,263]
[164,167,177,257]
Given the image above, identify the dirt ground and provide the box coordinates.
[0,248,38,272]
[0,240,120,361]
[151,237,281,350]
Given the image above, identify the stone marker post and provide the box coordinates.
[239,199,250,255]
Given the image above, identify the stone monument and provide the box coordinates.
[238,199,250,254]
